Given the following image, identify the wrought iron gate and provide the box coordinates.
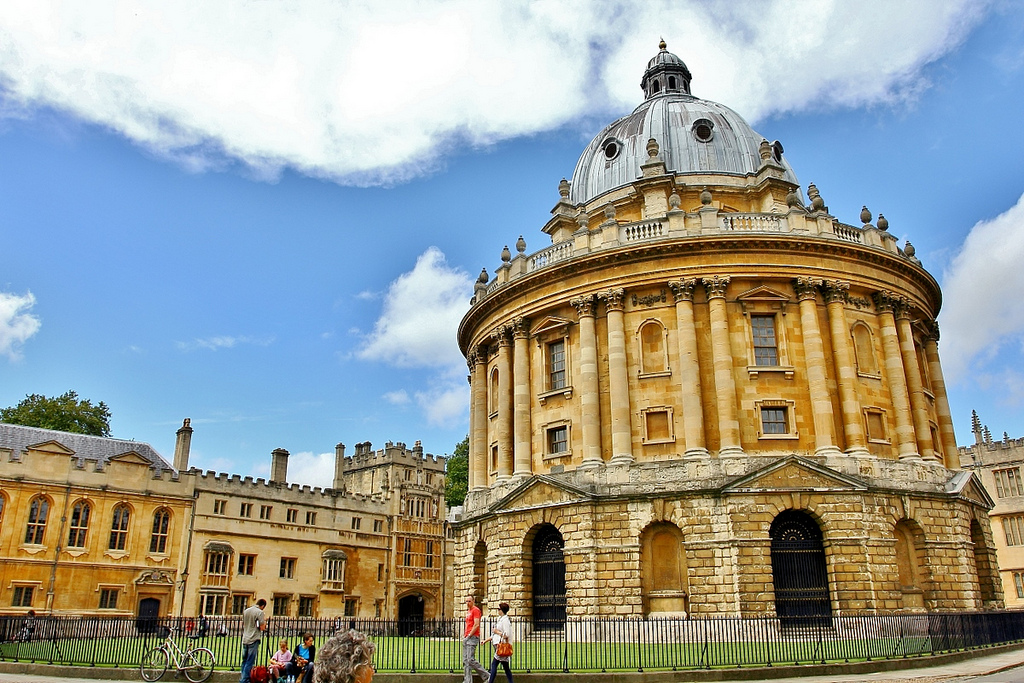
[770,510,832,627]
[532,525,566,629]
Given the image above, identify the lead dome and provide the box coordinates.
[570,41,799,205]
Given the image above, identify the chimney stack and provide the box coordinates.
[173,418,193,472]
[270,448,289,484]
[333,443,347,491]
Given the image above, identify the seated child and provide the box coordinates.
[269,639,294,683]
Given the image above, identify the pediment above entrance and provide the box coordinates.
[490,475,593,513]
[946,470,995,509]
[722,456,868,494]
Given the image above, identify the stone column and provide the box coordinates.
[822,280,868,456]
[668,279,707,457]
[794,278,840,456]
[493,325,514,481]
[703,276,742,457]
[511,316,533,479]
[924,321,959,468]
[873,292,919,460]
[599,288,633,464]
[571,295,604,468]
[470,346,489,490]
[896,309,937,462]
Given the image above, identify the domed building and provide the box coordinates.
[453,42,1001,623]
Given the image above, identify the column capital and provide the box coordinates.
[872,290,907,315]
[793,277,821,302]
[599,288,626,312]
[491,325,512,347]
[470,344,489,366]
[701,275,731,300]
[510,316,530,339]
[924,318,940,343]
[668,278,698,302]
[821,279,850,304]
[570,294,597,318]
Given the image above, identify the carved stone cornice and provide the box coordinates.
[570,294,597,318]
[599,288,626,312]
[701,275,730,300]
[793,277,821,302]
[668,278,698,303]
[821,280,850,305]
[491,325,512,348]
[510,316,530,339]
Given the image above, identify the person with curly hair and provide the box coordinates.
[313,629,375,683]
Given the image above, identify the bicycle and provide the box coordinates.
[140,628,216,682]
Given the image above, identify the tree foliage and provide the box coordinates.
[445,435,469,508]
[0,391,112,437]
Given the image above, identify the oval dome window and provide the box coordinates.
[602,137,621,160]
[692,119,714,143]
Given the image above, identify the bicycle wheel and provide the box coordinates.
[182,646,216,683]
[140,647,169,682]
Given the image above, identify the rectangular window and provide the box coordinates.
[99,588,119,610]
[403,538,413,566]
[351,517,361,530]
[322,557,345,590]
[404,468,412,481]
[202,551,231,587]
[1004,516,1024,546]
[994,468,1024,498]
[12,586,33,608]
[238,554,256,576]
[373,519,383,533]
[426,473,433,485]
[344,598,358,617]
[761,407,788,435]
[306,511,317,526]
[751,315,779,366]
[213,499,226,515]
[866,410,887,441]
[231,594,250,615]
[240,503,252,518]
[644,409,671,442]
[259,505,273,520]
[426,540,435,568]
[377,563,384,582]
[298,596,315,618]
[280,557,296,579]
[549,339,566,390]
[548,425,568,454]
[286,509,298,523]
[199,593,226,616]
[1015,572,1024,599]
[273,595,290,617]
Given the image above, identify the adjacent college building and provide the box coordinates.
[453,42,1001,624]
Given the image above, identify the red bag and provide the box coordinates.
[250,666,270,683]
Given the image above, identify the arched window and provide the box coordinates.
[639,320,667,374]
[770,510,831,626]
[489,368,499,415]
[641,522,689,616]
[668,76,677,90]
[652,80,660,93]
[109,504,131,550]
[149,508,171,554]
[68,500,91,547]
[852,323,878,375]
[25,496,49,544]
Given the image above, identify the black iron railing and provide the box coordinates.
[1,612,1024,673]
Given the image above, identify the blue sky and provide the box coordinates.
[1,1,1023,485]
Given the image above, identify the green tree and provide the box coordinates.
[0,391,112,437]
[445,435,469,507]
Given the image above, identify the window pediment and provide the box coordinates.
[736,285,790,311]
[27,440,75,456]
[531,316,573,337]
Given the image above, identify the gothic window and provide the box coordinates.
[24,496,49,545]
[852,322,879,375]
[638,320,668,375]
[67,500,91,548]
[1003,515,1024,546]
[751,315,779,366]
[109,504,131,550]
[150,508,170,554]
[994,468,1024,498]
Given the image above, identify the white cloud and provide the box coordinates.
[940,191,1024,382]
[415,382,469,427]
[176,335,274,352]
[0,291,41,360]
[285,450,336,489]
[357,247,472,369]
[0,1,988,185]
[384,390,411,406]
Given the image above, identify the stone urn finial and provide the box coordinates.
[558,178,570,199]
[669,191,681,210]
[646,137,660,159]
[807,183,825,211]
[500,245,511,263]
[904,240,916,257]
[860,206,872,225]
[700,187,712,206]
[604,203,617,220]
[576,210,589,230]
[516,235,526,254]
[877,213,889,231]
[477,268,489,284]
[786,189,801,209]
[759,139,772,162]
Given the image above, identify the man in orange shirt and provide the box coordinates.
[462,595,490,683]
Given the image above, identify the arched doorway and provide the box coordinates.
[397,593,425,636]
[971,519,999,607]
[532,525,566,630]
[770,510,831,626]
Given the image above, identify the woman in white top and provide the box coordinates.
[488,602,514,683]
